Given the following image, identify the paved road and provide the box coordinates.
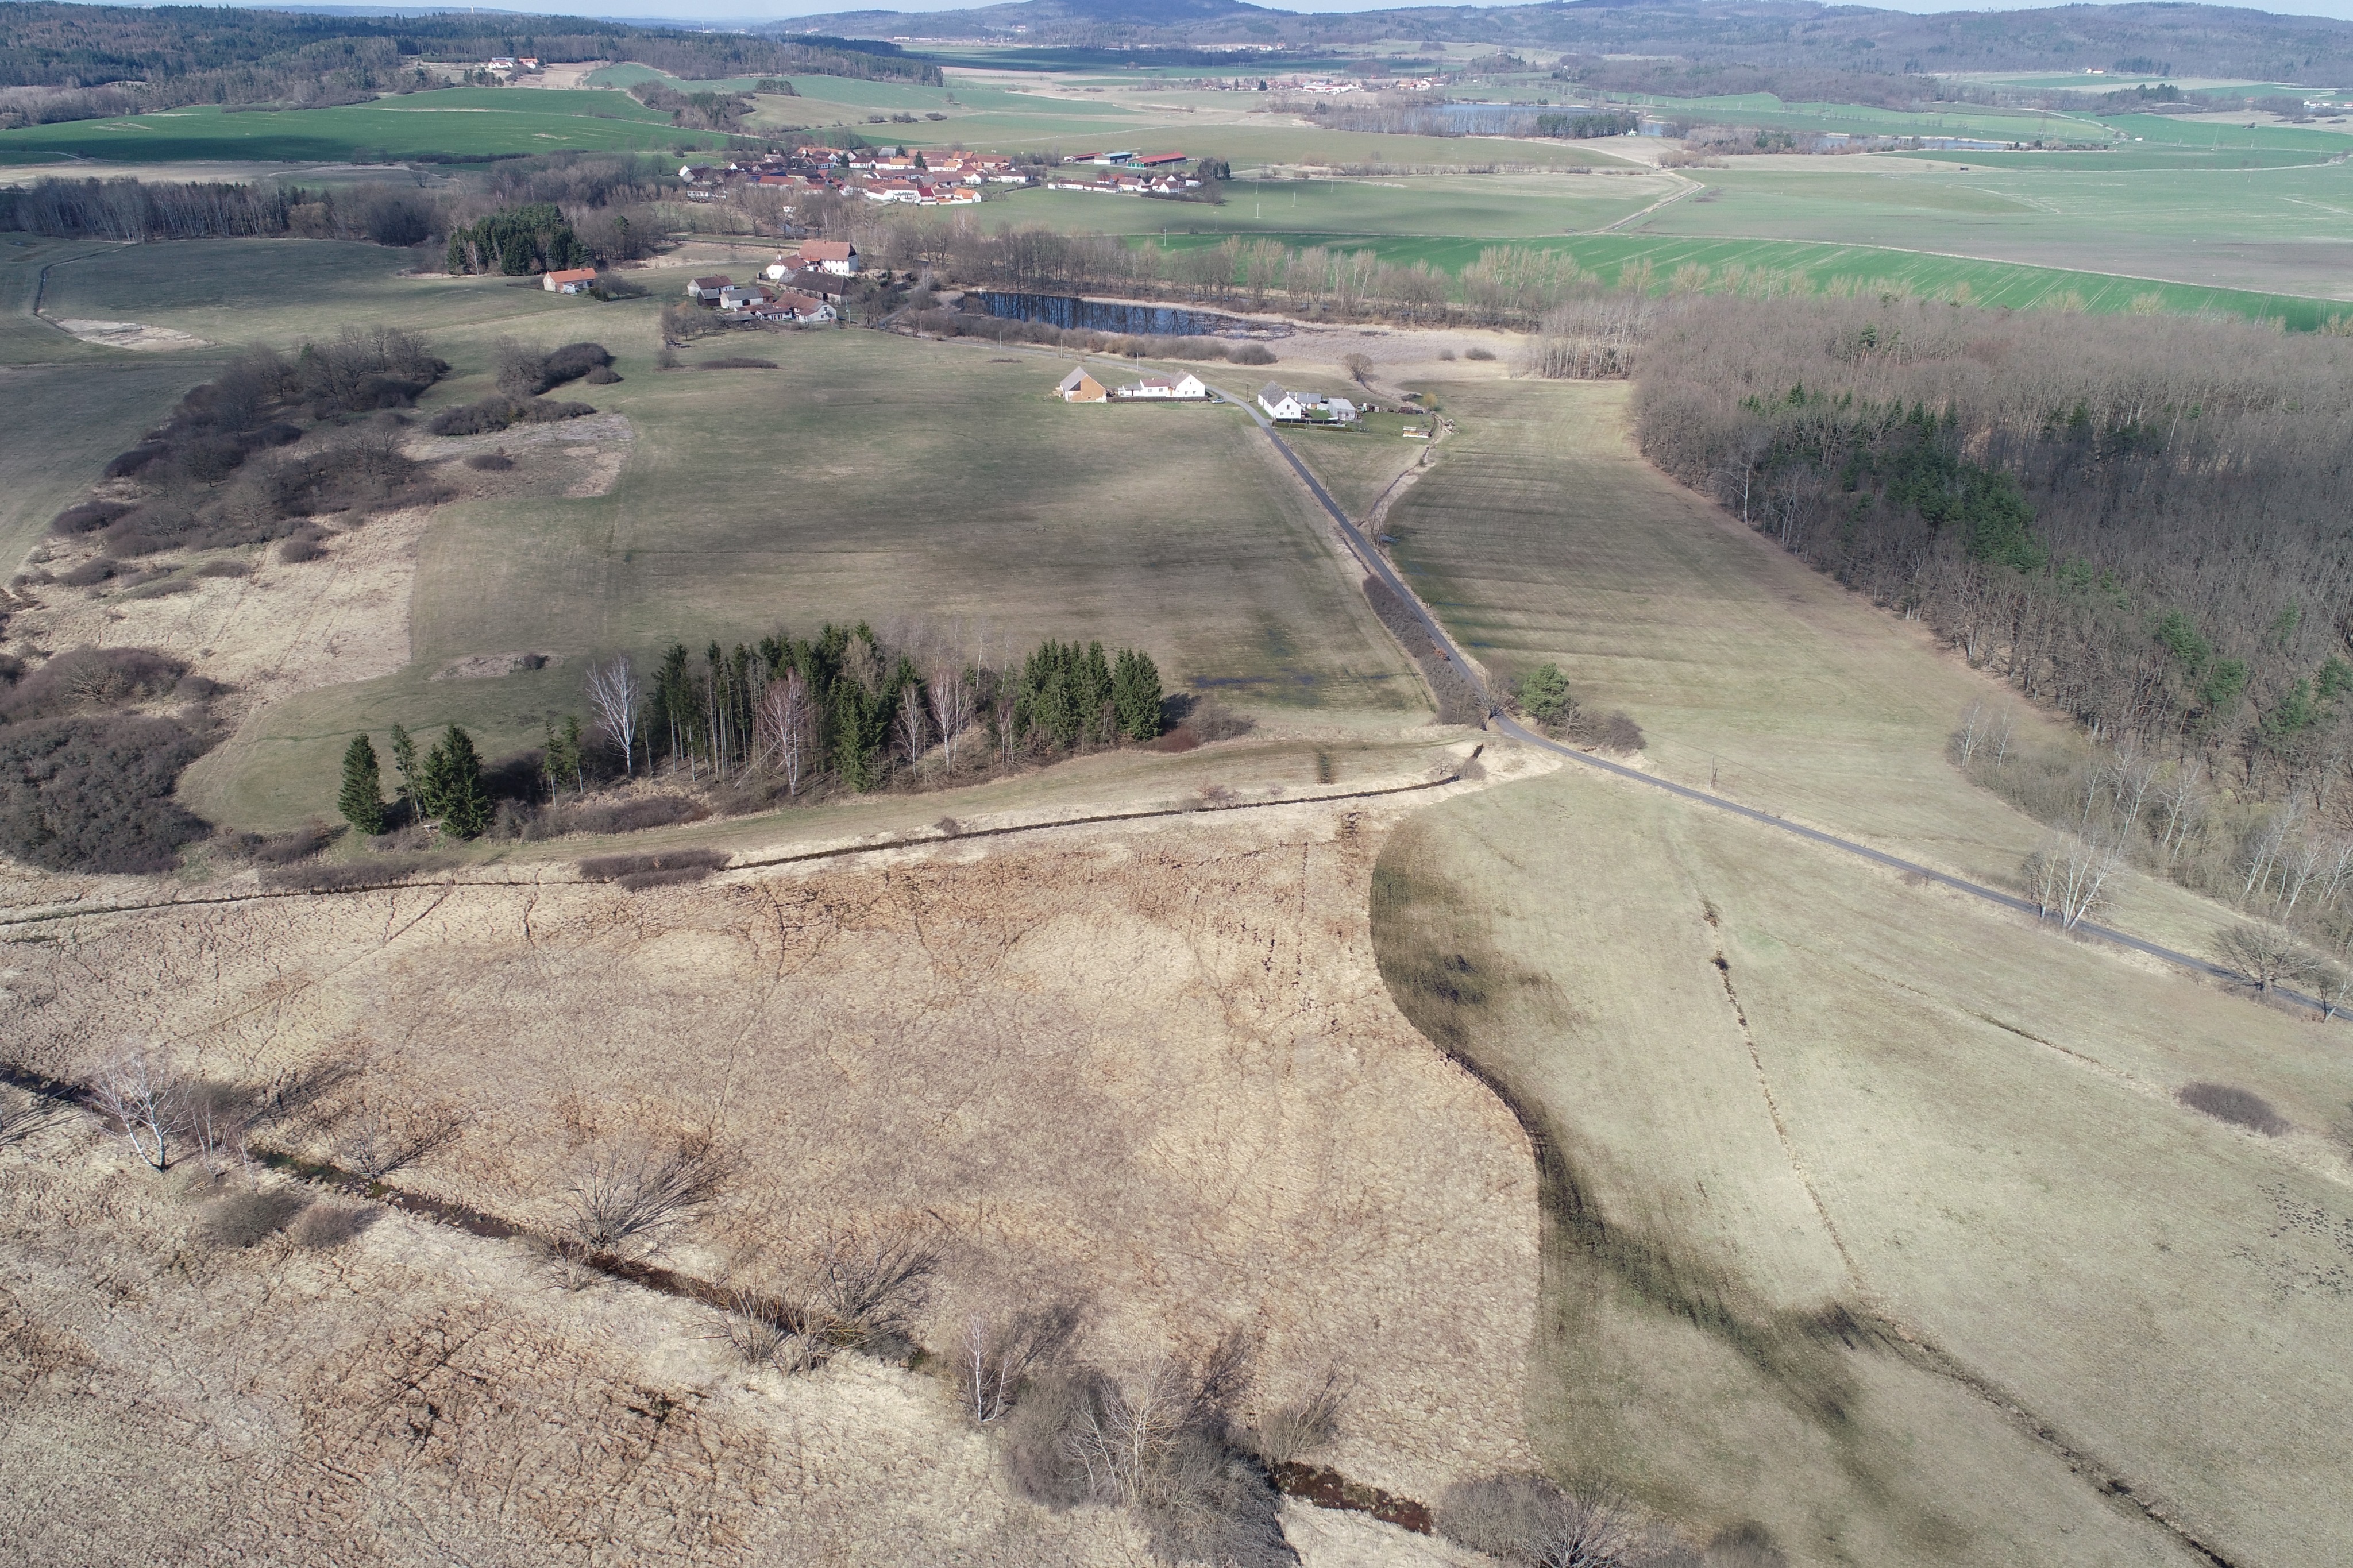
[1217,385,2340,1024]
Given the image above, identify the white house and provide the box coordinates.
[763,254,796,281]
[800,240,861,276]
[542,267,597,295]
[1257,383,1307,421]
[1118,372,1208,401]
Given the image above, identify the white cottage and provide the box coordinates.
[1257,382,1307,421]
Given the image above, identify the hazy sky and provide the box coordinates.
[442,0,2353,28]
[253,0,2353,30]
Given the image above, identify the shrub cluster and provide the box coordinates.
[496,339,612,397]
[1506,661,1645,753]
[61,330,446,557]
[1363,576,1487,725]
[0,716,213,873]
[425,396,596,438]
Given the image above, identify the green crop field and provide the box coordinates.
[2104,112,2353,152]
[1624,91,2107,145]
[1145,227,2347,325]
[0,87,739,167]
[993,170,1673,240]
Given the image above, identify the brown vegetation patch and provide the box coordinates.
[2177,1081,2291,1137]
[576,847,731,889]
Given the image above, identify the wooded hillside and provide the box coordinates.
[1632,295,2353,795]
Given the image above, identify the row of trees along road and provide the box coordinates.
[1632,292,2353,804]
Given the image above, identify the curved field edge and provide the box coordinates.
[1367,764,2353,1567]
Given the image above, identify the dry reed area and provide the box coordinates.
[0,793,1540,1560]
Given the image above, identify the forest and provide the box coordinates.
[0,1,936,124]
[1630,293,2353,802]
[1,159,676,263]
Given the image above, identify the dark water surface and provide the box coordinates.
[963,291,1282,337]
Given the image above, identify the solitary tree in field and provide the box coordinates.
[338,735,385,835]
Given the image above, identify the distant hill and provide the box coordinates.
[766,0,2353,87]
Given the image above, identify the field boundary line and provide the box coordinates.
[0,770,1463,930]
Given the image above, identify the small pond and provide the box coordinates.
[962,291,1282,338]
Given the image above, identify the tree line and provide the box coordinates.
[0,2,937,123]
[1631,292,2353,802]
[606,626,1166,795]
[337,626,1170,837]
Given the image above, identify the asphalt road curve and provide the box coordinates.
[1218,387,2341,1025]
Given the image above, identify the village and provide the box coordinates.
[677,143,1222,207]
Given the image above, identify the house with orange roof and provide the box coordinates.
[542,267,598,295]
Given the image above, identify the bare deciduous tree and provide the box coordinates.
[88,1052,192,1171]
[961,1302,1079,1425]
[896,681,931,766]
[2215,922,2313,995]
[557,1133,727,1258]
[330,1095,463,1181]
[929,666,975,772]
[811,1228,937,1351]
[1437,1473,1639,1568]
[587,655,643,777]
[2024,833,2123,930]
[753,667,816,795]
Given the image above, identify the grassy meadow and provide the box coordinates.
[0,237,236,572]
[1376,379,2318,963]
[1374,764,2353,1566]
[11,240,1421,830]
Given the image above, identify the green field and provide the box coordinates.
[1146,227,2347,324]
[0,87,739,167]
[996,169,1673,239]
[1637,156,2353,302]
[1625,90,2109,145]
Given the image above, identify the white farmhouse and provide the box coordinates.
[1118,372,1208,401]
[1257,382,1307,421]
[800,240,861,276]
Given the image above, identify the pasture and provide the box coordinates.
[1378,379,2303,960]
[1641,156,2353,301]
[1374,760,2353,1566]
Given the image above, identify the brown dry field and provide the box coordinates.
[1,785,1545,1562]
[1375,762,2353,1568]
